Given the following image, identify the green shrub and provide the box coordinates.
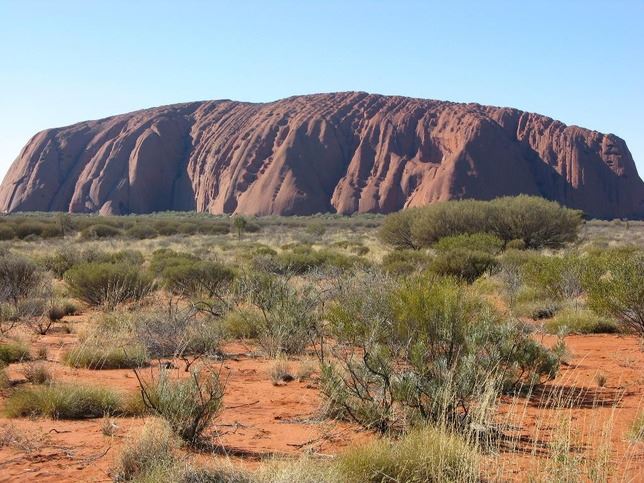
[490,196,582,249]
[521,253,585,301]
[126,224,158,239]
[40,247,82,278]
[0,254,42,308]
[275,246,362,274]
[0,225,15,240]
[136,369,224,443]
[381,250,432,276]
[64,344,149,369]
[0,340,31,363]
[544,308,620,335]
[14,221,49,239]
[323,273,559,433]
[64,262,154,308]
[80,224,123,239]
[236,272,320,356]
[583,249,644,334]
[337,426,479,483]
[5,384,123,419]
[161,260,235,298]
[222,308,261,339]
[429,248,498,283]
[382,196,581,250]
[378,209,420,249]
[433,233,503,254]
[149,249,198,274]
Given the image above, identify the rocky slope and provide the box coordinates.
[1,92,643,218]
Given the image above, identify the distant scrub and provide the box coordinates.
[64,262,154,308]
[381,249,432,276]
[160,259,235,299]
[81,223,123,239]
[380,196,582,249]
[272,246,366,274]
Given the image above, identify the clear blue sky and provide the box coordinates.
[1,0,642,178]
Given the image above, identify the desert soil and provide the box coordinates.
[0,316,642,482]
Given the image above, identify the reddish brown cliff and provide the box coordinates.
[1,92,642,218]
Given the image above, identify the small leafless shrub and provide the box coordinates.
[22,362,53,384]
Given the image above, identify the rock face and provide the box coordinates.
[1,92,643,218]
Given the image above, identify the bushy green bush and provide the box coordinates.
[161,260,235,298]
[380,196,581,250]
[64,262,155,308]
[322,273,560,433]
[149,249,198,274]
[429,248,498,283]
[432,233,504,254]
[0,254,42,308]
[490,196,582,249]
[221,308,262,339]
[583,248,644,334]
[274,246,364,274]
[381,250,432,276]
[5,384,124,419]
[378,208,420,249]
[521,253,585,301]
[39,247,83,278]
[125,224,158,239]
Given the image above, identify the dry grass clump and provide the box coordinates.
[258,425,479,483]
[63,344,149,370]
[0,364,9,389]
[0,340,31,363]
[112,418,249,482]
[544,308,620,335]
[269,355,293,385]
[629,412,644,442]
[112,418,179,482]
[337,426,479,482]
[4,383,125,419]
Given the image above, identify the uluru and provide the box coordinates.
[1,91,643,219]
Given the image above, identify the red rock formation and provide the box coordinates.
[1,92,642,218]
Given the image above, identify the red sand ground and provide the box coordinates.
[0,320,642,482]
